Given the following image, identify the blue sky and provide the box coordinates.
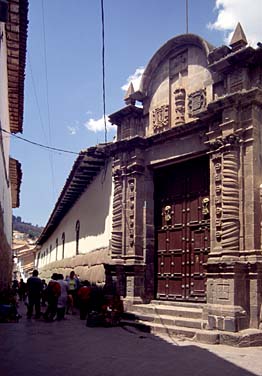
[11,0,261,227]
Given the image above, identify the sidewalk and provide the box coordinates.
[0,302,261,376]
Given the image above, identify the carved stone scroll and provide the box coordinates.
[188,89,206,117]
[152,105,169,131]
[128,179,135,249]
[213,156,222,241]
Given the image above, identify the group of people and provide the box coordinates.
[26,270,81,321]
[1,269,124,325]
[25,269,123,325]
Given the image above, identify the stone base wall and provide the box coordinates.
[205,262,262,331]
[0,207,12,289]
[39,247,111,284]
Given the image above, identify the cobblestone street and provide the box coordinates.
[0,303,262,376]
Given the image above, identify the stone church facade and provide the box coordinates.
[37,24,262,336]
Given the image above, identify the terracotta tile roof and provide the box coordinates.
[9,157,22,208]
[6,0,29,133]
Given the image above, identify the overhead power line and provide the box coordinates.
[186,0,189,34]
[41,0,56,199]
[0,127,79,155]
[101,0,107,144]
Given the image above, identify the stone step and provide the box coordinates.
[130,303,203,320]
[121,319,219,344]
[150,300,204,309]
[127,312,204,329]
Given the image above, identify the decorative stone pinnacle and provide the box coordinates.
[124,82,136,105]
[229,22,248,51]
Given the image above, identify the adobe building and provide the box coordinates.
[37,24,262,342]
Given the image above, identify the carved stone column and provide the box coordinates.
[204,131,248,332]
[208,133,241,260]
[111,167,123,259]
[221,135,240,259]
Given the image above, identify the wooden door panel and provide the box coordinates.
[155,156,209,301]
[169,230,183,250]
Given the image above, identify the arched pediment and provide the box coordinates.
[140,34,214,94]
[139,34,215,136]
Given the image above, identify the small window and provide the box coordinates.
[75,220,80,255]
[56,238,58,261]
[62,232,65,259]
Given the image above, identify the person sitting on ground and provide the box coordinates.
[27,270,42,319]
[43,273,61,321]
[57,274,68,320]
[77,280,92,320]
[0,287,21,322]
[101,293,124,326]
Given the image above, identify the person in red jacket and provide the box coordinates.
[43,273,61,321]
[77,280,92,320]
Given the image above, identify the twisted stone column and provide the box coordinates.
[221,147,240,253]
[111,171,123,258]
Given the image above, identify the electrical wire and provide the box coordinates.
[28,53,48,143]
[41,0,56,199]
[101,0,107,144]
[0,127,79,155]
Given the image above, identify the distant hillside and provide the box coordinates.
[12,215,43,239]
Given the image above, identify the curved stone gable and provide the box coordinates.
[139,34,215,137]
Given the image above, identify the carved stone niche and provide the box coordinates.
[169,50,188,79]
[228,67,248,93]
[152,105,169,132]
[188,89,206,117]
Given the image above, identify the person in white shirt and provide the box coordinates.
[57,274,68,320]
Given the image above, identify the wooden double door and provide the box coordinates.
[154,156,210,302]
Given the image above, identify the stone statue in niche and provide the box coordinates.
[174,88,186,125]
[152,105,169,131]
[188,89,206,117]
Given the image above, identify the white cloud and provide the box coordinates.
[121,67,145,92]
[208,0,261,46]
[67,125,78,135]
[84,115,116,133]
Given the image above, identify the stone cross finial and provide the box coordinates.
[124,82,136,105]
[229,22,248,51]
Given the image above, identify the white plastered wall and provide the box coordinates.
[38,159,114,268]
[0,23,12,245]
